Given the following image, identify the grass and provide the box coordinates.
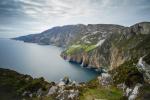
[66,44,96,55]
[80,86,123,100]
[66,45,83,55]
[79,79,123,100]
[85,45,96,52]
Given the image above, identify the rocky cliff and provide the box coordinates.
[61,22,150,70]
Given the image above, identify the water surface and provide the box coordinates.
[0,39,98,82]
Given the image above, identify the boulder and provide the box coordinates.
[125,83,143,100]
[98,73,112,86]
[47,86,58,95]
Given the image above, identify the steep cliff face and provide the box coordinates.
[61,22,150,70]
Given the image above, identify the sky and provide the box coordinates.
[0,0,150,38]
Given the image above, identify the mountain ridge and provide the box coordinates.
[14,23,125,47]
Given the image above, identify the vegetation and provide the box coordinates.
[79,79,123,100]
[0,68,125,100]
[80,86,123,100]
[110,60,144,87]
[0,68,51,100]
[66,44,96,55]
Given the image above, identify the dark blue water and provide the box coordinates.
[0,38,98,82]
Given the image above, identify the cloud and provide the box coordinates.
[17,0,150,25]
[0,0,150,38]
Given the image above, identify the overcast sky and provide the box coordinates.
[0,0,150,38]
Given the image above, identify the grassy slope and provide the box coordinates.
[79,79,123,100]
[80,86,123,100]
[66,44,96,55]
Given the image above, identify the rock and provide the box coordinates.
[47,86,58,95]
[137,57,150,83]
[22,91,32,97]
[71,81,80,86]
[128,83,143,100]
[58,81,65,87]
[124,83,143,100]
[58,77,72,87]
[125,87,132,97]
[62,76,71,84]
[29,93,32,98]
[117,83,126,92]
[68,90,79,99]
[22,91,28,96]
[98,73,112,86]
[25,77,31,81]
[56,89,79,100]
[37,88,42,97]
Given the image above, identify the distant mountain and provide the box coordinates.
[14,24,124,47]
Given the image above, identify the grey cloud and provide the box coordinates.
[0,0,150,38]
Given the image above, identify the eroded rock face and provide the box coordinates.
[110,47,125,69]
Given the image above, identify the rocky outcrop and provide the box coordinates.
[117,83,143,100]
[127,83,143,100]
[98,73,112,86]
[137,57,150,84]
